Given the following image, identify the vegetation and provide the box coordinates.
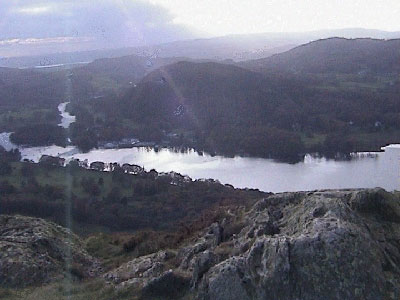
[2,38,400,161]
[68,54,400,161]
[0,279,134,300]
[1,38,400,299]
[0,158,263,233]
[0,67,67,147]
[241,38,400,74]
[10,123,66,147]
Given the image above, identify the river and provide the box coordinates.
[58,102,76,129]
[0,104,399,193]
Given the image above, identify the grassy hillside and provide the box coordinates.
[241,38,400,74]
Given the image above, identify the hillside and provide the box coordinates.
[3,28,399,68]
[0,67,65,109]
[2,188,399,299]
[0,67,66,134]
[0,160,263,233]
[70,55,193,100]
[70,58,400,161]
[137,28,400,62]
[109,61,306,161]
[241,38,400,74]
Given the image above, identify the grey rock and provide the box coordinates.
[103,250,171,288]
[141,270,190,299]
[105,188,400,300]
[191,250,218,288]
[0,215,98,288]
[197,188,400,300]
[201,257,250,300]
[177,222,223,271]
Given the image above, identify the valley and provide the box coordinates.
[1,29,400,300]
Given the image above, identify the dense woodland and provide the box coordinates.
[1,38,400,161]
[68,40,400,161]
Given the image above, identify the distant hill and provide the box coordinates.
[128,61,286,127]
[241,38,400,74]
[0,48,140,69]
[134,36,297,62]
[69,55,207,100]
[301,28,400,40]
[3,28,399,68]
[139,28,400,62]
[0,67,65,108]
[112,61,307,160]
[84,58,399,160]
[0,67,67,133]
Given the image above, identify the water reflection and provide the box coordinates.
[1,126,399,193]
[13,144,400,193]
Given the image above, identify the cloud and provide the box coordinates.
[0,0,198,52]
[16,5,53,15]
[0,37,93,46]
[150,0,400,35]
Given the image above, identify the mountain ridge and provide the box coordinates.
[241,37,400,74]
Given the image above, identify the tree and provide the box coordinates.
[106,187,122,203]
[20,162,34,177]
[0,161,12,176]
[81,177,101,196]
[0,180,16,195]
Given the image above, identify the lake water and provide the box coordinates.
[9,144,399,193]
[1,104,399,193]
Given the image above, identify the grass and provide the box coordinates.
[0,108,59,132]
[312,73,396,92]
[301,133,327,148]
[0,279,138,300]
[4,163,133,200]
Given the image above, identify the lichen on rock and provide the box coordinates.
[0,215,99,288]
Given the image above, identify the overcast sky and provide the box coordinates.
[0,0,197,49]
[0,0,399,56]
[150,0,400,35]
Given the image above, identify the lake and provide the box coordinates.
[1,103,399,193]
[9,143,399,193]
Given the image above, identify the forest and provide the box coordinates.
[67,56,400,162]
[1,38,400,161]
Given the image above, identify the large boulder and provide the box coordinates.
[0,215,99,288]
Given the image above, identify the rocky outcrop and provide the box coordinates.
[104,188,400,299]
[0,215,99,288]
[104,250,173,288]
[198,188,400,300]
[104,250,190,299]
